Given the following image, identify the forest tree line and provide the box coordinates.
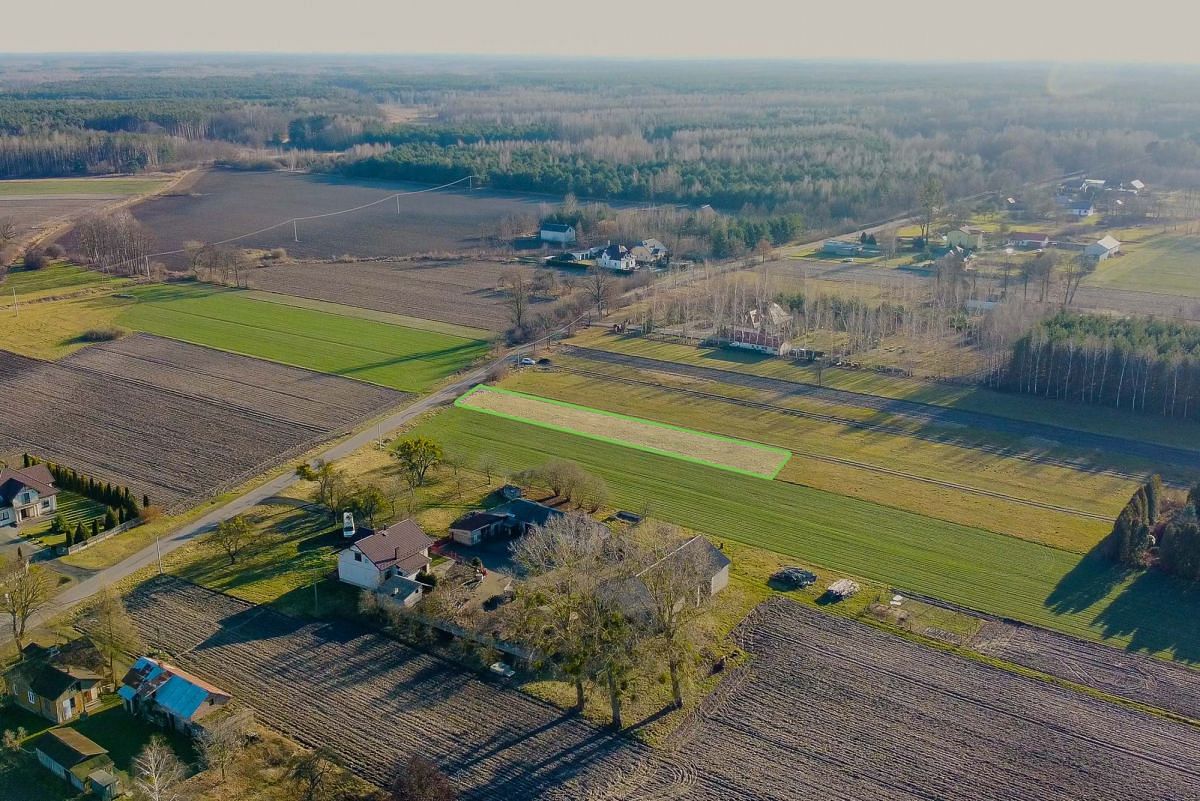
[7,61,1200,226]
[1000,312,1200,422]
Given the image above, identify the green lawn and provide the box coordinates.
[167,503,358,619]
[0,696,194,801]
[24,491,109,546]
[569,329,1200,454]
[0,177,169,196]
[412,407,1200,661]
[117,282,491,392]
[501,366,1126,552]
[2,263,122,300]
[1085,232,1200,297]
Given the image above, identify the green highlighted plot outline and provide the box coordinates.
[455,384,792,479]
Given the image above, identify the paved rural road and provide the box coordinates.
[11,355,505,638]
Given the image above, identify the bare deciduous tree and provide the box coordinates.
[81,586,142,682]
[0,555,55,655]
[288,747,353,801]
[512,512,609,709]
[500,268,533,332]
[196,709,254,783]
[584,264,614,316]
[633,524,717,708]
[391,755,458,801]
[132,736,189,801]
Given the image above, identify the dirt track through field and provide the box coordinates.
[122,577,648,800]
[0,337,404,507]
[562,345,1200,472]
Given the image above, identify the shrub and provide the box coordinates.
[269,248,288,260]
[22,248,48,270]
[43,243,64,258]
[140,505,162,523]
[76,327,125,343]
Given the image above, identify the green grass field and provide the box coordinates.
[569,328,1200,453]
[167,503,358,619]
[409,407,1200,660]
[2,263,122,300]
[501,366,1126,551]
[117,283,490,392]
[242,290,493,341]
[1086,232,1200,297]
[0,177,169,196]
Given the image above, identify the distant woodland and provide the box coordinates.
[5,58,1200,229]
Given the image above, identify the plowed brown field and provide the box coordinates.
[0,335,403,507]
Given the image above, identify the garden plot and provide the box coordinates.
[0,339,404,508]
[457,385,791,478]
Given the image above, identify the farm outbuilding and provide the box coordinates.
[1085,235,1121,261]
[539,223,577,244]
[729,328,792,356]
[35,727,120,799]
[119,656,232,733]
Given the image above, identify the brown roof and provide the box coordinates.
[354,519,433,571]
[36,727,108,767]
[0,464,58,505]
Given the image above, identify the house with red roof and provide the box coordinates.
[0,464,59,527]
[337,519,435,608]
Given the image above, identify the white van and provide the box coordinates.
[342,511,356,538]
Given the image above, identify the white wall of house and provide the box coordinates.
[2,490,56,526]
[597,253,636,271]
[710,564,731,596]
[337,547,383,590]
[540,227,576,244]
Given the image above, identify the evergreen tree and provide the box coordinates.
[143,494,150,510]
[74,523,86,543]
[64,529,74,547]
[21,453,30,468]
[103,508,118,530]
[91,518,99,538]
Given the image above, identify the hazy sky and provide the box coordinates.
[7,0,1199,62]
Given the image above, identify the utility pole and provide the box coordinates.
[156,532,162,575]
[293,220,299,242]
[312,574,319,615]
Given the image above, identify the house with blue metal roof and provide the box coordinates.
[119,656,231,733]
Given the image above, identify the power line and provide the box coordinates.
[92,174,476,275]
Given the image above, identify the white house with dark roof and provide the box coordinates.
[597,243,637,271]
[539,223,577,245]
[338,519,434,607]
[0,464,59,527]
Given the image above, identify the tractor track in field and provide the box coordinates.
[552,363,1116,523]
[560,345,1199,475]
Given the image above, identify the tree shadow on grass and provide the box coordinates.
[1046,546,1200,663]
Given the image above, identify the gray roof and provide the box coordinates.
[488,499,564,527]
[541,223,574,233]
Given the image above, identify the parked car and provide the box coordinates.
[519,357,536,366]
[489,662,516,679]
